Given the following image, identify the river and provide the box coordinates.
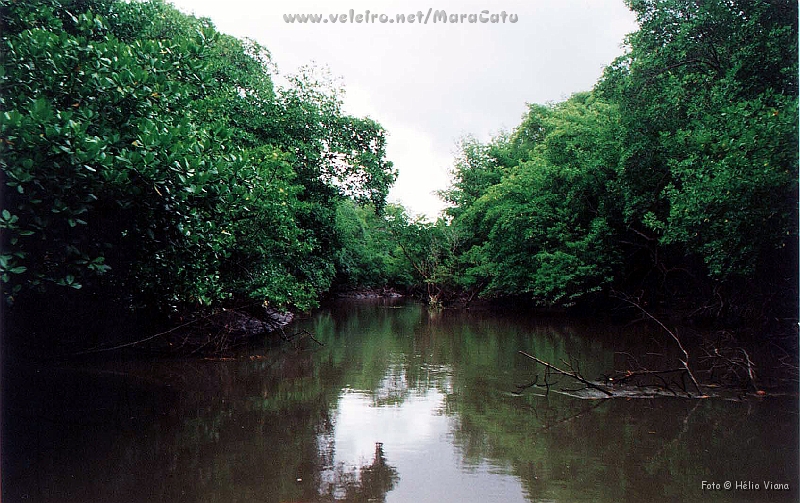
[4,299,797,502]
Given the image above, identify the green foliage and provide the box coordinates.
[597,0,798,282]
[332,200,392,288]
[441,0,797,313]
[441,136,505,222]
[657,94,797,278]
[331,201,461,301]
[450,95,623,305]
[1,0,395,314]
[2,0,794,324]
[380,204,461,298]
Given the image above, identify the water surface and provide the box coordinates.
[4,299,797,502]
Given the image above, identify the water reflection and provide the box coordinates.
[4,299,797,502]
[320,441,398,502]
[324,369,529,503]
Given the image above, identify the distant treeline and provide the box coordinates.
[1,0,797,340]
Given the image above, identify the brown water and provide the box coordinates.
[4,299,798,502]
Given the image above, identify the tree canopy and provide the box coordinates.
[1,0,796,339]
[439,0,797,316]
[1,0,395,317]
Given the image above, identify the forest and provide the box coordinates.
[1,0,797,350]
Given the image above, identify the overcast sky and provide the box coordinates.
[168,0,639,219]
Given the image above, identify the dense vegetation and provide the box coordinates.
[422,0,798,320]
[1,0,396,332]
[1,0,797,346]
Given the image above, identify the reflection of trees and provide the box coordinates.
[5,345,355,503]
[320,442,399,502]
[12,302,795,503]
[449,380,799,502]
[401,310,799,502]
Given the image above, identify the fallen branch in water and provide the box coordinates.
[70,316,206,356]
[69,304,294,357]
[698,338,758,391]
[280,328,325,347]
[615,295,703,395]
[605,367,693,396]
[518,351,614,396]
[540,400,606,430]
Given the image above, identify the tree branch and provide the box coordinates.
[519,351,614,396]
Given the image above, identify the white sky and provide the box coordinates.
[168,0,638,219]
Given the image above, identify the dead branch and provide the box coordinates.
[698,344,759,391]
[540,400,606,430]
[512,375,539,396]
[609,368,686,381]
[617,296,703,395]
[70,316,206,356]
[518,351,614,396]
[280,328,325,347]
